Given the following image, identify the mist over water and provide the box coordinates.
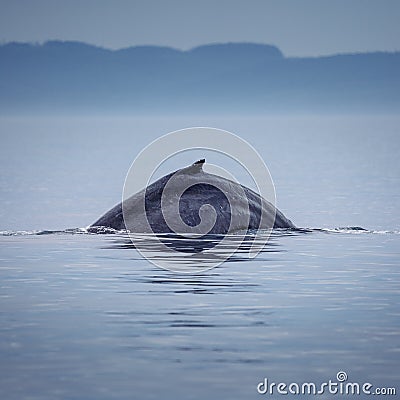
[0,114,399,399]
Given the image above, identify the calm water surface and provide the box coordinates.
[0,116,399,399]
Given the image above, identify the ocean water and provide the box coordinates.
[0,115,399,399]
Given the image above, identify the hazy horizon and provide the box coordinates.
[3,39,400,58]
[1,41,399,115]
[1,0,399,57]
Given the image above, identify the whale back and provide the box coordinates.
[91,160,295,232]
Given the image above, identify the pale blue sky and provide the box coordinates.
[0,0,399,56]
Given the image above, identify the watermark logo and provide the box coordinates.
[336,370,348,382]
[122,127,276,273]
[257,371,396,396]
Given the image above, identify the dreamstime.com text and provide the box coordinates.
[257,371,396,396]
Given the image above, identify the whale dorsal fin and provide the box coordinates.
[180,159,205,174]
[194,158,205,166]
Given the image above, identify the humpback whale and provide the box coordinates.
[91,159,295,233]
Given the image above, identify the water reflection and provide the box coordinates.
[1,227,399,399]
[102,230,284,273]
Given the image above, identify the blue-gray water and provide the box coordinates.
[0,115,399,399]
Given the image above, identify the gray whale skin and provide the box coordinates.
[91,159,295,233]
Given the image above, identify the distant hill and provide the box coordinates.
[0,41,399,114]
